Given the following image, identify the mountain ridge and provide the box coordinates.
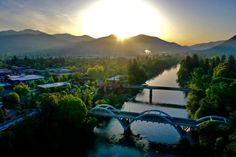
[190,40,225,50]
[200,35,236,56]
[2,29,234,57]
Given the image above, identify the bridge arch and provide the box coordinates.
[90,104,129,129]
[90,105,187,138]
[123,109,186,138]
[93,104,118,111]
[89,105,229,140]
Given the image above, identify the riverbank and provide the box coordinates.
[132,100,186,109]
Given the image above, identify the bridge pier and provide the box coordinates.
[178,126,195,146]
[149,89,153,104]
[120,118,132,135]
[124,125,132,135]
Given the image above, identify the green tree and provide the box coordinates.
[59,95,88,126]
[72,72,81,81]
[213,62,231,78]
[6,92,20,108]
[0,108,4,123]
[14,83,30,97]
[13,83,30,108]
[177,54,201,87]
[198,121,217,149]
[77,88,93,108]
[59,74,68,82]
[65,83,72,93]
[39,93,60,111]
[48,76,55,83]
[36,79,46,85]
[128,59,147,84]
[178,55,236,155]
[0,86,4,96]
[86,65,105,80]
[95,99,110,105]
[226,131,236,156]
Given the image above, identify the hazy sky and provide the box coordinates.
[0,0,236,45]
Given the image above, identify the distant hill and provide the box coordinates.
[53,34,94,43]
[0,29,72,56]
[0,29,190,57]
[0,29,43,36]
[200,35,236,56]
[127,34,190,54]
[190,40,225,50]
[63,34,190,57]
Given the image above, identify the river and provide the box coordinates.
[88,65,188,157]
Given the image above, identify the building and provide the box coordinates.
[38,82,69,90]
[0,82,12,89]
[107,75,123,82]
[0,68,12,82]
[7,74,44,85]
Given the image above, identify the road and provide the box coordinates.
[0,109,38,132]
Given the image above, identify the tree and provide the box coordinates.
[0,108,4,123]
[13,83,30,107]
[65,83,72,93]
[213,62,231,78]
[36,79,46,85]
[77,88,93,108]
[39,93,60,111]
[6,92,20,108]
[177,55,201,87]
[48,76,55,83]
[59,74,68,82]
[14,83,30,97]
[86,65,105,80]
[95,99,110,105]
[0,86,4,96]
[226,131,236,156]
[198,121,217,149]
[72,72,81,81]
[59,95,88,126]
[178,55,236,155]
[128,59,147,84]
[189,68,210,92]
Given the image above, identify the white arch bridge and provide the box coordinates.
[89,104,229,140]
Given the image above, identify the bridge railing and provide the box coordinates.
[124,85,190,92]
[196,115,229,126]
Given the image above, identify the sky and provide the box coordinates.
[0,0,236,45]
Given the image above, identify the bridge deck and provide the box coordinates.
[89,110,196,127]
[124,85,189,92]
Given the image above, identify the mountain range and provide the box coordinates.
[0,29,235,57]
[199,35,236,56]
[189,40,225,51]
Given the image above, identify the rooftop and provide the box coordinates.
[107,75,123,81]
[38,82,69,89]
[8,74,44,81]
[0,82,11,87]
[0,68,12,74]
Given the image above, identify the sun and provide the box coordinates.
[81,0,165,39]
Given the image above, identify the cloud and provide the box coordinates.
[0,0,86,34]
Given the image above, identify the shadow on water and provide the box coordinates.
[89,128,185,157]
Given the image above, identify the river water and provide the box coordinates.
[88,65,188,157]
